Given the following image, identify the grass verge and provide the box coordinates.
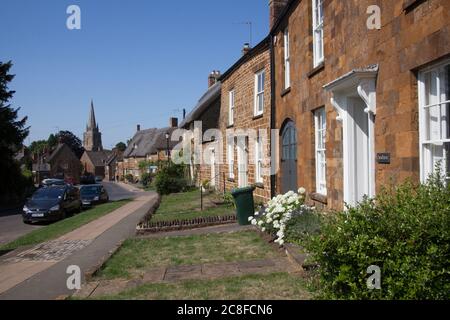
[0,199,131,251]
[97,231,281,279]
[88,273,312,300]
[152,189,235,223]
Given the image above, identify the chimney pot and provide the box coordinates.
[169,117,178,128]
[208,70,221,88]
[137,124,141,132]
[242,43,251,56]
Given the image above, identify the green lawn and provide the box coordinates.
[0,200,131,251]
[97,231,282,279]
[89,273,312,300]
[152,190,235,223]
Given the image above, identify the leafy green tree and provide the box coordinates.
[0,61,30,202]
[115,142,126,152]
[47,133,58,149]
[29,139,49,155]
[55,130,84,158]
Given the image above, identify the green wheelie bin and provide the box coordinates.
[231,186,256,226]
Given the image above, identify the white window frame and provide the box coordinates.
[254,70,265,116]
[312,0,324,67]
[314,107,327,195]
[228,90,235,126]
[284,28,291,89]
[418,58,450,183]
[255,135,263,183]
[227,139,235,179]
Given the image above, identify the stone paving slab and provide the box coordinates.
[164,265,203,282]
[142,267,166,283]
[201,262,240,278]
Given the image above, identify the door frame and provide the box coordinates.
[210,147,216,188]
[324,66,378,207]
[237,137,248,187]
[344,96,375,205]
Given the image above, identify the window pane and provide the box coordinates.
[425,71,439,106]
[441,65,449,102]
[426,105,441,141]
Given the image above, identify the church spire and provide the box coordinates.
[83,99,103,152]
[88,99,97,130]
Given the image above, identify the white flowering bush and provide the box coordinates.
[248,187,314,246]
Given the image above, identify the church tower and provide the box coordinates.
[83,100,103,151]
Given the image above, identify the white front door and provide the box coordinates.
[344,97,375,206]
[237,141,248,187]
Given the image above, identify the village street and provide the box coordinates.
[0,183,157,300]
[0,182,144,247]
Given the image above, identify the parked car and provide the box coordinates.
[79,184,109,208]
[95,176,103,184]
[80,174,96,185]
[40,179,66,187]
[23,185,82,224]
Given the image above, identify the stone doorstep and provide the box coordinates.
[283,243,314,271]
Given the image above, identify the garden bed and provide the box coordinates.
[137,190,236,234]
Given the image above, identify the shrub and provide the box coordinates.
[140,172,152,187]
[125,174,134,183]
[305,173,450,300]
[249,188,313,245]
[284,210,322,246]
[223,192,236,209]
[154,164,187,195]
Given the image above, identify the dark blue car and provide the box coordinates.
[23,185,82,224]
[79,184,109,209]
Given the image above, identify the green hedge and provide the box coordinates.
[304,173,450,300]
[154,164,187,195]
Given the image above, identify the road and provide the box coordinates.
[0,182,144,247]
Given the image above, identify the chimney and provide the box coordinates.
[169,117,178,128]
[208,70,221,88]
[269,0,289,30]
[242,43,251,56]
[183,108,186,120]
[137,124,141,132]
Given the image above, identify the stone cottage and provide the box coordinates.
[269,0,450,209]
[216,39,272,203]
[179,71,222,188]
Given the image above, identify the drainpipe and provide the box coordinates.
[269,34,276,199]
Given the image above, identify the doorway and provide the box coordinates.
[237,138,248,187]
[345,97,375,206]
[281,121,298,193]
[210,148,216,188]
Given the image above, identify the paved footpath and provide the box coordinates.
[0,192,158,300]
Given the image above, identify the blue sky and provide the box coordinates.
[0,0,268,149]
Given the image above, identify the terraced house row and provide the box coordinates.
[181,0,450,210]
